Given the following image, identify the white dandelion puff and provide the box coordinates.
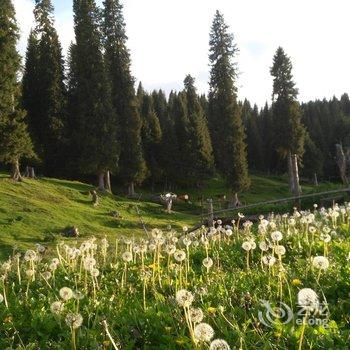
[194,323,215,342]
[176,289,194,307]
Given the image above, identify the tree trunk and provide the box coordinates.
[335,144,349,185]
[24,166,36,179]
[291,154,301,197]
[98,172,105,191]
[314,173,318,186]
[11,159,22,182]
[287,151,295,195]
[105,171,112,193]
[207,198,214,227]
[128,182,135,197]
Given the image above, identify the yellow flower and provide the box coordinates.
[292,278,302,286]
[207,307,217,314]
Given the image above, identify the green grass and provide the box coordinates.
[0,171,345,259]
[0,173,196,259]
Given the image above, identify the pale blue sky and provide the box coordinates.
[14,0,350,107]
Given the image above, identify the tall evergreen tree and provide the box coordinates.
[102,0,146,195]
[208,11,250,192]
[22,0,66,176]
[0,0,35,180]
[67,0,118,190]
[183,75,214,183]
[270,47,306,192]
[138,86,162,185]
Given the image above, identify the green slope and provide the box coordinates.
[0,173,196,259]
[0,172,344,259]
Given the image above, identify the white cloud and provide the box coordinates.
[15,0,350,107]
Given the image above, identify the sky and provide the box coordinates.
[14,0,350,107]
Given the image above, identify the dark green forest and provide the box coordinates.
[1,0,350,194]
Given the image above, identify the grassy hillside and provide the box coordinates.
[0,172,345,259]
[0,173,196,259]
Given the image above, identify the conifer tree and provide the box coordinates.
[270,47,306,193]
[139,87,162,185]
[22,0,66,175]
[102,0,146,195]
[183,75,214,182]
[208,11,250,192]
[67,0,118,190]
[0,0,35,180]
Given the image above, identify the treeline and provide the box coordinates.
[242,94,350,181]
[1,0,349,196]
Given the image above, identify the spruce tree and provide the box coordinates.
[270,47,306,192]
[67,0,118,190]
[102,0,146,195]
[183,75,214,182]
[22,0,66,176]
[0,0,35,180]
[208,11,250,192]
[139,88,162,185]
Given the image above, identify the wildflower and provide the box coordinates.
[183,226,188,232]
[65,313,83,329]
[210,339,231,350]
[24,250,37,262]
[36,244,46,253]
[238,213,244,219]
[262,255,276,267]
[74,291,84,300]
[83,257,96,271]
[225,229,233,237]
[297,288,319,311]
[26,269,34,278]
[122,252,132,263]
[42,271,52,280]
[194,323,215,342]
[189,307,204,323]
[312,256,329,270]
[183,237,192,247]
[259,241,268,252]
[241,241,252,251]
[274,245,286,256]
[59,287,74,301]
[51,301,64,315]
[165,244,176,255]
[174,250,186,262]
[176,289,194,307]
[202,257,213,269]
[207,307,216,314]
[271,231,283,242]
[320,233,331,243]
[91,268,100,277]
[292,278,302,286]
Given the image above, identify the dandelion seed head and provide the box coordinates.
[65,313,83,329]
[271,231,283,242]
[312,256,329,270]
[59,287,74,301]
[24,250,37,262]
[274,245,286,256]
[298,288,319,311]
[174,250,186,262]
[194,323,214,342]
[176,289,194,307]
[122,252,133,262]
[51,301,64,314]
[202,257,213,269]
[209,339,231,350]
[241,241,252,251]
[262,255,276,267]
[189,307,204,323]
